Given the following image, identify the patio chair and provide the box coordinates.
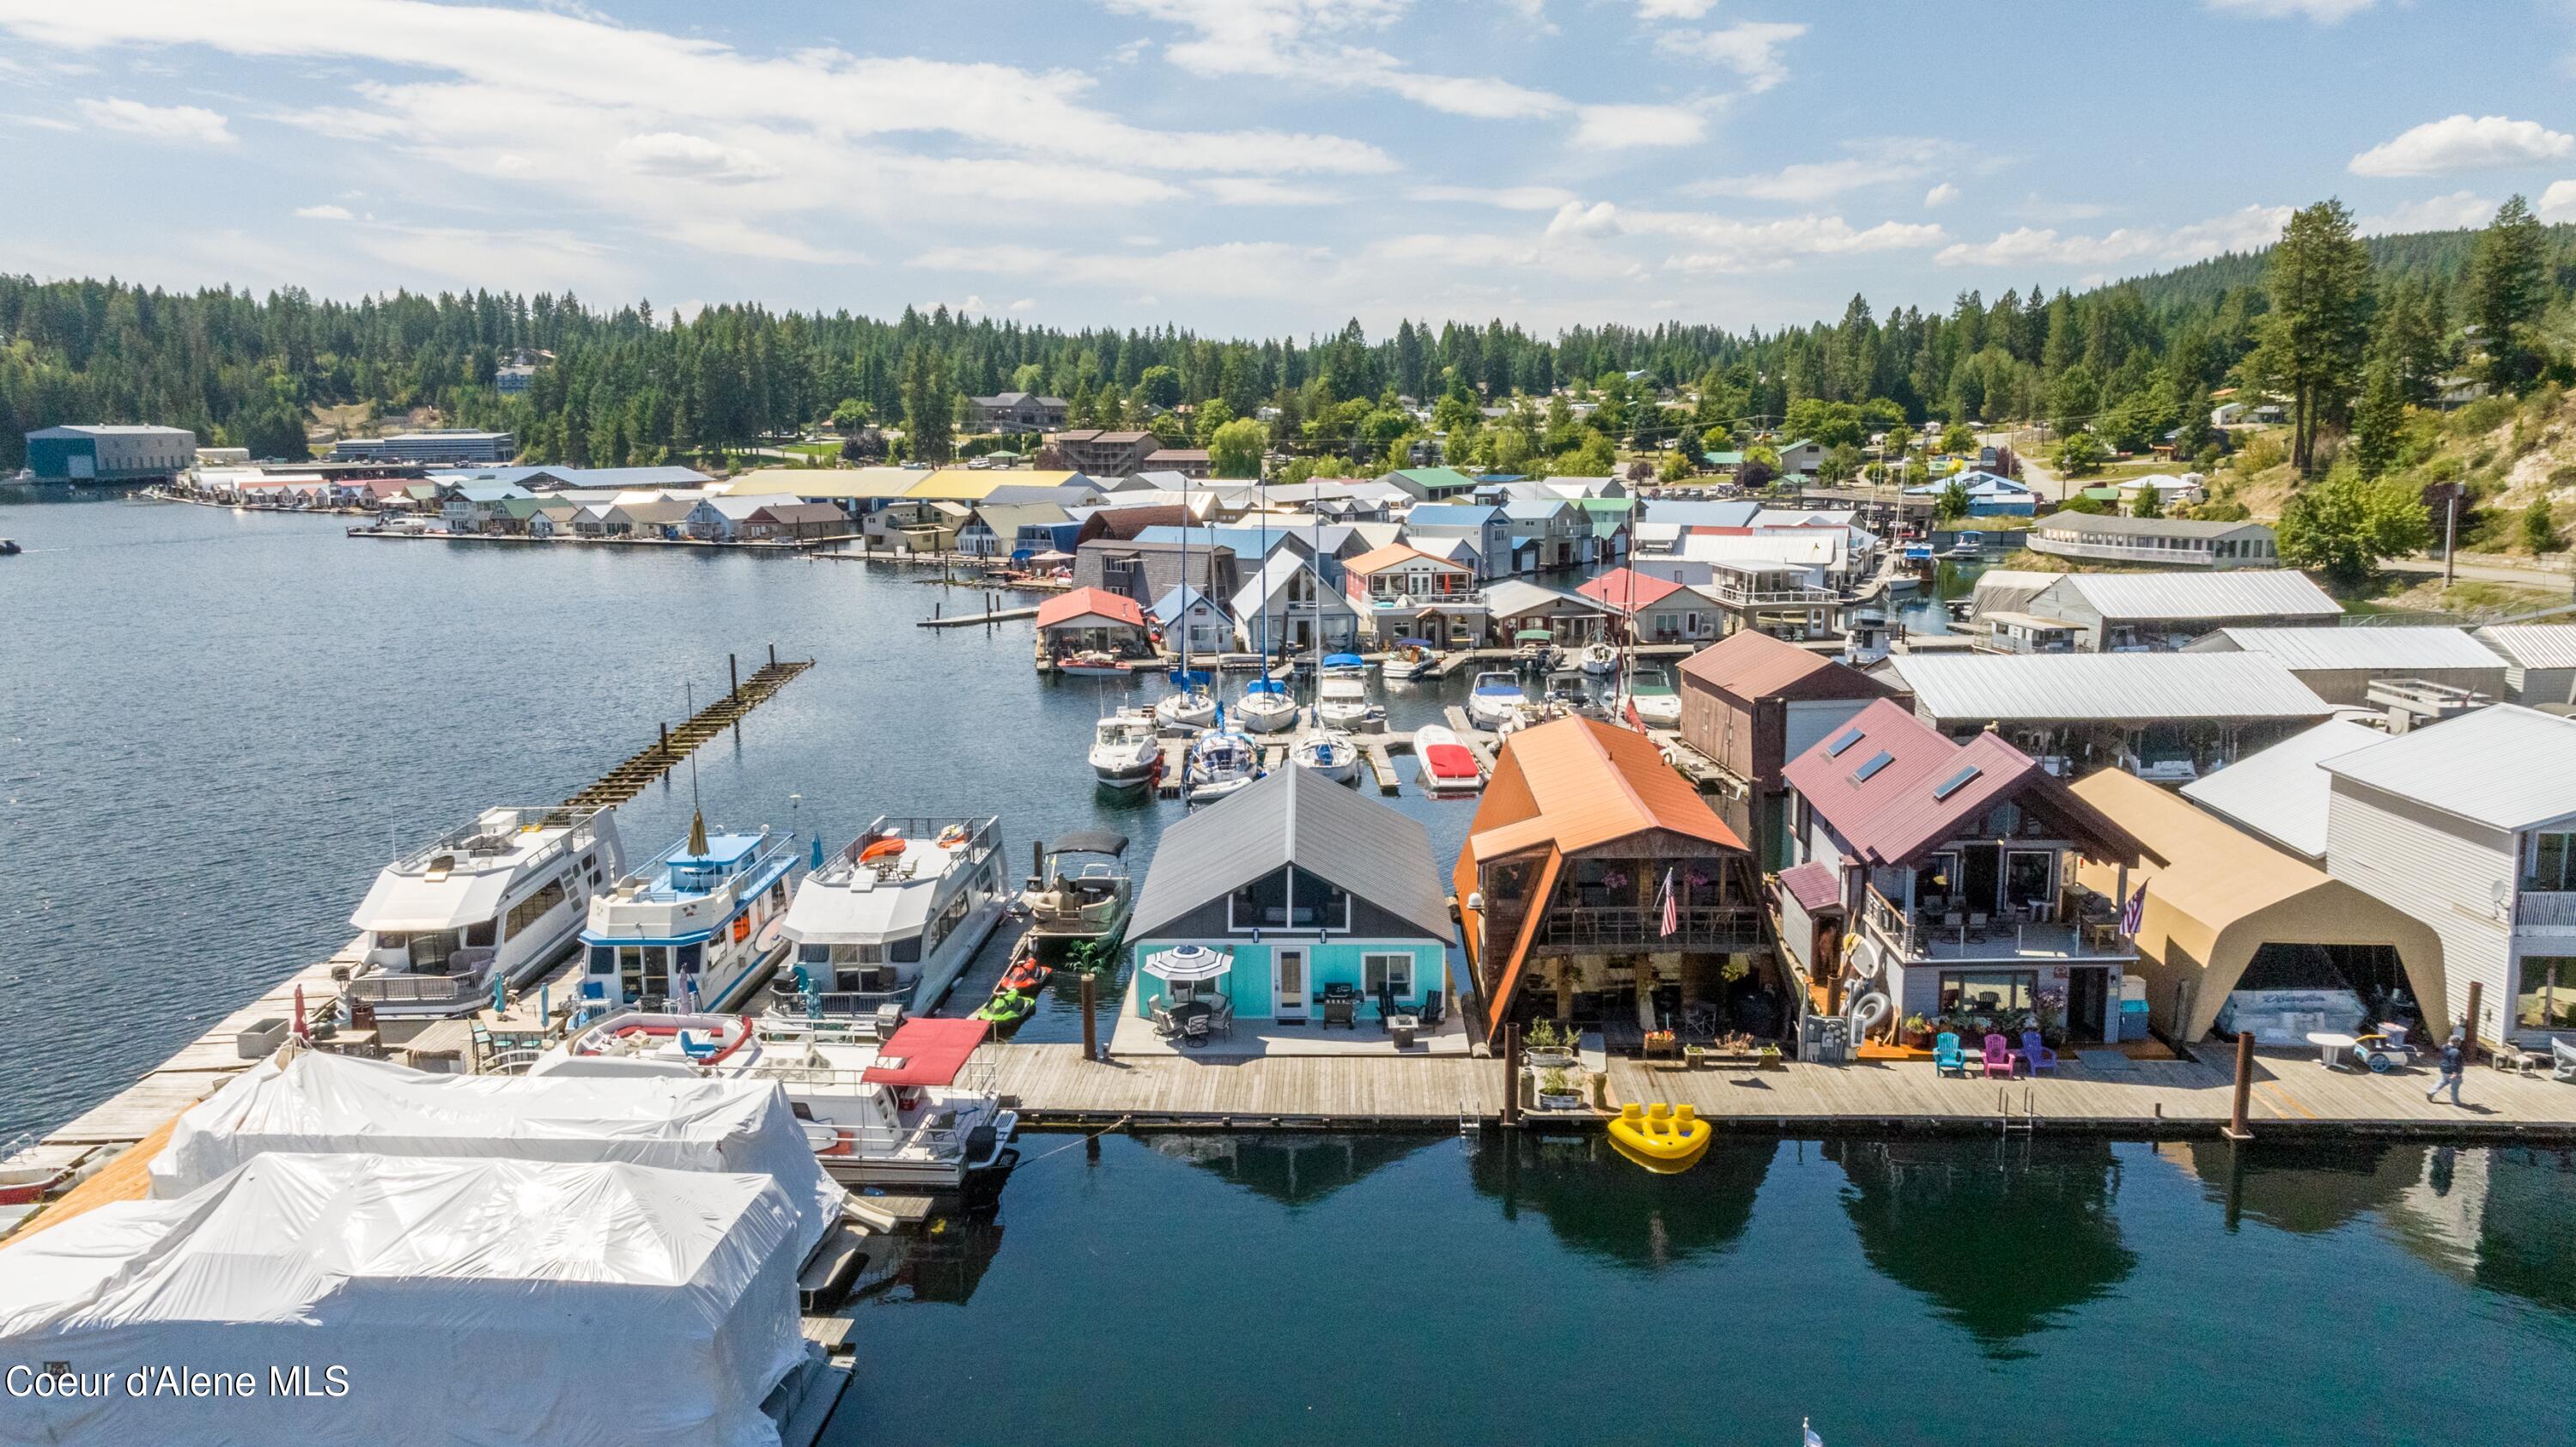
[1207,997,1235,1040]
[1419,990,1444,1027]
[2554,1038,2576,1082]
[1181,1012,1212,1048]
[1933,1031,1966,1077]
[1979,1033,2019,1079]
[1376,982,1403,1031]
[1967,911,1990,935]
[2020,1030,2058,1075]
[1151,1004,1179,1038]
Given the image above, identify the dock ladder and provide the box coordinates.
[1998,1086,2038,1137]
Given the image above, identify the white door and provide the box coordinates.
[1274,949,1308,1022]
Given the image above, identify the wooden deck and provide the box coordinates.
[996,1043,1495,1127]
[562,649,815,810]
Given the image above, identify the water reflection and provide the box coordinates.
[850,1215,1008,1306]
[1142,1131,1436,1208]
[1467,1131,1774,1270]
[2163,1139,2422,1235]
[1826,1138,2136,1355]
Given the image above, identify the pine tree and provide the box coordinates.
[2253,200,2373,474]
[2469,194,2547,393]
[2349,361,2406,480]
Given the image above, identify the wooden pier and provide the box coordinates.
[562,648,815,811]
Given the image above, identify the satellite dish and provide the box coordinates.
[2492,879,2512,920]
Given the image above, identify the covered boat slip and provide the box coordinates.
[0,1152,813,1447]
[2069,771,2447,1044]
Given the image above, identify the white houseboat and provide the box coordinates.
[344,805,623,1024]
[578,814,800,1015]
[774,816,1010,1021]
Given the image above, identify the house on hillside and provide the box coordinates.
[968,391,1068,433]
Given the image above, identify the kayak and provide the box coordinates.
[971,989,1036,1026]
[1607,1102,1709,1171]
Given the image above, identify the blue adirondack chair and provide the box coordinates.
[1933,1031,1966,1077]
[2020,1030,2059,1075]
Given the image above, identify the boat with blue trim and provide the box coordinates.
[577,812,800,1016]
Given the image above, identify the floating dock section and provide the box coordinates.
[564,648,815,811]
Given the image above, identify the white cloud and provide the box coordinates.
[1008,297,1039,312]
[293,203,352,221]
[1935,204,2291,269]
[1654,21,1807,93]
[1547,201,1946,271]
[8,112,78,131]
[75,96,234,145]
[2205,0,2375,20]
[1571,102,1707,149]
[1410,183,1583,211]
[1200,176,1340,205]
[1688,138,1959,204]
[1923,182,1959,208]
[612,132,779,185]
[2357,191,2495,234]
[2350,115,2574,178]
[1636,0,1720,17]
[2542,179,2576,222]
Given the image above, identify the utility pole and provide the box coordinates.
[2444,491,2460,589]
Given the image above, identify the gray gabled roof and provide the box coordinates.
[1128,767,1455,943]
[2321,703,2576,831]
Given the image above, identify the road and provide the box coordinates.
[2381,554,2576,592]
[1979,429,2067,500]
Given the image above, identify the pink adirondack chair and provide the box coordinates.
[2020,1031,2059,1075]
[1980,1032,2019,1078]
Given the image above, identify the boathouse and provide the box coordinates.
[1036,587,1150,661]
[1125,767,1455,1034]
[1678,629,1900,868]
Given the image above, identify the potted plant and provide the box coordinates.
[1756,1043,1784,1071]
[1685,1043,1709,1068]
[1522,1018,1579,1069]
[1900,1012,1931,1049]
[1534,1067,1585,1111]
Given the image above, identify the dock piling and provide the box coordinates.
[2222,1031,2256,1142]
[562,652,817,812]
[2463,981,2482,1063]
[1080,973,1098,1061]
[1500,1023,1522,1127]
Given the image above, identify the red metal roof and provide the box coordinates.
[1679,629,1891,704]
[1036,587,1146,629]
[1574,568,1687,612]
[1777,860,1844,914]
[862,1018,992,1086]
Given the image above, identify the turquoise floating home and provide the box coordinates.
[1127,767,1455,1029]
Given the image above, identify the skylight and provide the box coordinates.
[1932,764,1983,801]
[1825,727,1866,758]
[1851,750,1894,783]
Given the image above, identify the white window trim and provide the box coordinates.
[1363,951,1414,999]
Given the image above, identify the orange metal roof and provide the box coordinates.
[1466,715,1746,866]
[1035,587,1146,629]
[1574,567,1687,611]
[1344,543,1467,575]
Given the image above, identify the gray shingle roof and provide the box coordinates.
[1128,767,1455,943]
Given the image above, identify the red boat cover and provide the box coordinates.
[862,1018,993,1086]
[1425,743,1479,779]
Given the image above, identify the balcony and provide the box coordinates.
[1862,886,2134,964]
[2516,890,2576,932]
[1701,581,1843,609]
[1528,904,1768,954]
[2028,535,2220,567]
[345,949,497,1009]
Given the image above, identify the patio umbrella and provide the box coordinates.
[1029,549,1074,564]
[1143,944,1231,982]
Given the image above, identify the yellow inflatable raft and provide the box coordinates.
[1607,1102,1710,1171]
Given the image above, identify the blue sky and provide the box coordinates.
[3,0,2573,337]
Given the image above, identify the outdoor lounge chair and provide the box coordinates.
[2554,1038,2576,1082]
[1419,991,1444,1027]
[1933,1031,1966,1077]
[2020,1031,2058,1074]
[1980,1033,2019,1078]
[1376,982,1403,1031]
[1207,996,1234,1040]
[1151,1004,1179,1038]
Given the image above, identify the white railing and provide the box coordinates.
[1702,582,1842,608]
[2517,891,2576,929]
[2028,536,2221,567]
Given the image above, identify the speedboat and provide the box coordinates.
[1315,675,1381,729]
[1187,729,1263,802]
[1089,709,1162,792]
[773,817,1010,1024]
[1412,724,1485,796]
[343,806,623,1022]
[1155,670,1218,729]
[1382,639,1440,681]
[1289,728,1361,783]
[1056,651,1131,678]
[1318,653,1370,678]
[577,813,800,1016]
[1467,670,1527,729]
[1615,664,1682,728]
[1236,678,1299,733]
[0,538,20,556]
[1020,830,1133,944]
[1578,641,1619,675]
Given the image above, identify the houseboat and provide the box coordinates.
[775,816,1011,1020]
[344,805,623,1024]
[578,813,800,1015]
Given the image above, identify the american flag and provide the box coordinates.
[2120,881,2147,935]
[1658,867,1679,938]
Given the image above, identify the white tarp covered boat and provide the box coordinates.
[149,1050,846,1262]
[0,1152,810,1447]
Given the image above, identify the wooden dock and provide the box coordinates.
[562,648,815,811]
[919,600,1042,629]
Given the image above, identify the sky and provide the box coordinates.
[3,0,2575,339]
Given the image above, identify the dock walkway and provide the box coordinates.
[563,649,814,811]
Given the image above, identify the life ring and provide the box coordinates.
[859,836,905,864]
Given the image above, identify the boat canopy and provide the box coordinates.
[862,1017,993,1086]
[1048,829,1129,858]
[1395,636,1436,647]
[1321,653,1364,666]
[1245,678,1289,694]
[1515,628,1555,641]
[1169,668,1212,686]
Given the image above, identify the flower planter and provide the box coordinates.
[1523,1047,1579,1070]
[1534,1091,1587,1112]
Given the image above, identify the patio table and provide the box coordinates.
[2305,1031,2358,1070]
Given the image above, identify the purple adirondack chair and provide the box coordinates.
[2020,1030,2059,1075]
[1980,1033,2017,1078]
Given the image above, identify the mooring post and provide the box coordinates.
[1500,1022,1522,1127]
[659,720,671,758]
[729,653,739,697]
[935,602,942,620]
[2462,980,2483,1064]
[2223,1029,2256,1142]
[769,642,777,669]
[1080,972,1098,1062]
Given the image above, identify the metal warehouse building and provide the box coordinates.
[24,424,198,483]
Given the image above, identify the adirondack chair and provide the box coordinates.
[2020,1030,2059,1075]
[1933,1031,1966,1077]
[1980,1033,2019,1078]
[2553,1037,2576,1082]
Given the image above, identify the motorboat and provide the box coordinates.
[0,538,20,556]
[1020,830,1133,944]
[1236,677,1299,733]
[577,813,800,1017]
[1412,723,1485,796]
[343,806,623,1022]
[538,1015,1020,1193]
[1187,729,1263,802]
[1615,664,1683,728]
[1315,675,1382,729]
[1089,708,1162,793]
[1512,630,1559,672]
[774,817,1010,1023]
[1467,670,1527,729]
[1155,669,1218,729]
[1382,639,1441,681]
[1289,728,1361,783]
[1318,652,1370,678]
[1056,651,1131,678]
[1577,641,1619,676]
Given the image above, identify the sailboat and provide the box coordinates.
[1186,727,1263,802]
[1155,471,1219,728]
[1236,677,1299,733]
[1289,727,1360,783]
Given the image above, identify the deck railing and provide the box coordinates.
[2517,890,2576,929]
[344,952,496,1006]
[1528,904,1766,953]
[2028,535,2222,567]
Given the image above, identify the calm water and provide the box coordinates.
[7,498,2573,1443]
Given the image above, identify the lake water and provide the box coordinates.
[6,497,2571,1442]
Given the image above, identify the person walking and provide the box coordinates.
[2426,1030,2467,1107]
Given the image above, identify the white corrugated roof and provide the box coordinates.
[2194,626,2507,672]
[2475,623,2576,670]
[1885,653,2335,724]
[2039,569,2341,622]
[2181,718,2387,859]
[2321,703,2576,830]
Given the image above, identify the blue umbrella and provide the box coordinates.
[492,974,507,1016]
